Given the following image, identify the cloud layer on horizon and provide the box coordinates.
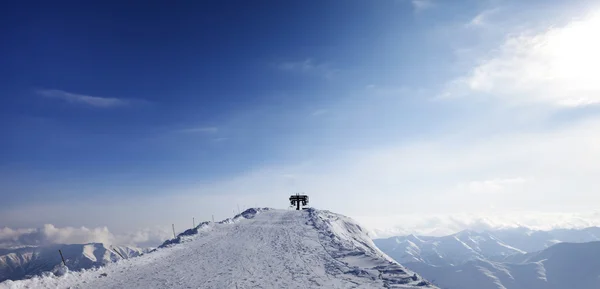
[356,210,600,238]
[0,224,171,249]
[3,210,600,248]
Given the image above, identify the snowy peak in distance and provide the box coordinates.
[408,241,600,289]
[3,208,438,288]
[0,243,146,282]
[489,226,600,253]
[376,229,524,266]
[375,227,600,289]
[375,227,600,267]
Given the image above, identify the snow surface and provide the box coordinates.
[1,208,436,289]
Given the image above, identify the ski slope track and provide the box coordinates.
[1,208,436,289]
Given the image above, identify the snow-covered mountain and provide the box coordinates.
[407,241,600,289]
[488,227,600,253]
[375,228,600,289]
[1,208,438,288]
[374,230,525,266]
[0,243,146,282]
[374,227,600,266]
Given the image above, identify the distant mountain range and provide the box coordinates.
[0,243,148,282]
[375,227,600,289]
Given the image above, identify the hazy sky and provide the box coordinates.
[2,0,600,247]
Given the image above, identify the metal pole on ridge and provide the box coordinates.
[58,249,66,266]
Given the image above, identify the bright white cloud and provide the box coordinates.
[357,210,600,238]
[113,227,173,248]
[459,177,529,194]
[0,224,171,248]
[448,10,600,107]
[38,89,129,108]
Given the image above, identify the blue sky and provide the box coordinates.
[2,0,600,246]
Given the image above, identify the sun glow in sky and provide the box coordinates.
[548,11,600,101]
[461,9,600,106]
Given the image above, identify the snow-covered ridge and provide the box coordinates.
[158,207,271,248]
[375,227,600,267]
[375,228,600,289]
[306,209,432,287]
[0,208,271,284]
[1,208,438,288]
[0,243,146,282]
[407,241,600,289]
[375,230,525,267]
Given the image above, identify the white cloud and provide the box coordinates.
[177,127,219,133]
[113,227,173,248]
[357,211,600,238]
[466,8,500,27]
[0,224,171,248]
[0,224,113,247]
[212,137,228,142]
[311,109,328,116]
[277,58,338,78]
[278,59,316,72]
[447,10,600,107]
[411,0,434,12]
[0,227,35,246]
[38,89,129,108]
[459,177,528,194]
[365,84,411,96]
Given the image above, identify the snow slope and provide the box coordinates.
[0,244,146,282]
[1,208,437,289]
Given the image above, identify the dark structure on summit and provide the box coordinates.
[289,193,309,210]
